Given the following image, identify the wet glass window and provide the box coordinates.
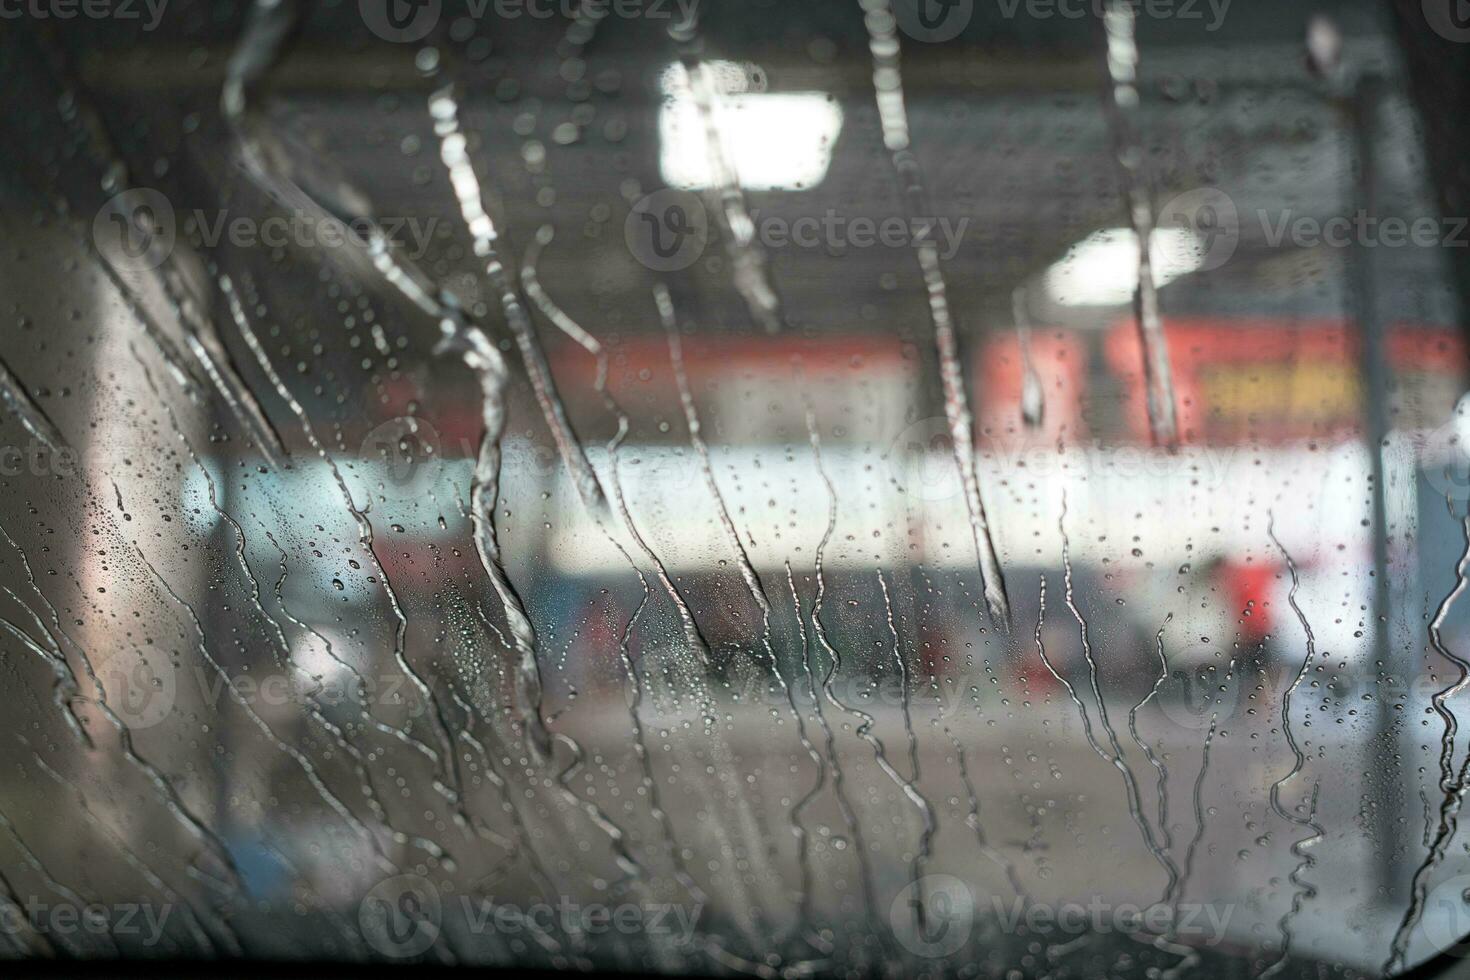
[1,1,1469,977]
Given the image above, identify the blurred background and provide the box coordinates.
[1,0,1469,976]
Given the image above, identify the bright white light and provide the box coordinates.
[658,63,842,192]
[1044,227,1206,307]
[659,61,765,98]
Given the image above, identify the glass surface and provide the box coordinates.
[0,1,1467,976]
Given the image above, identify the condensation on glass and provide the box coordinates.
[0,1,1466,977]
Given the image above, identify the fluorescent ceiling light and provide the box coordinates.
[1044,227,1206,307]
[659,62,842,192]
